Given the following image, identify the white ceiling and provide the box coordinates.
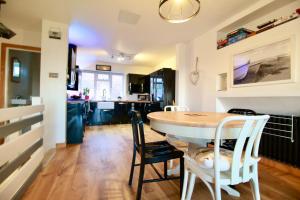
[0,0,260,67]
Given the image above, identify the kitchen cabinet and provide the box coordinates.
[87,101,156,125]
[67,102,84,144]
[150,68,175,110]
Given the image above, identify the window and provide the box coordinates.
[79,71,124,100]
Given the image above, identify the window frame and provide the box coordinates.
[79,70,125,100]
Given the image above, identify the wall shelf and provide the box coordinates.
[216,0,300,50]
[216,73,227,91]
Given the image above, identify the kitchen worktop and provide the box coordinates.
[67,98,152,104]
[90,100,152,103]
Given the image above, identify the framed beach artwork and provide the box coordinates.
[231,37,295,87]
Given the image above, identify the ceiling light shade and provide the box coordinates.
[159,0,200,23]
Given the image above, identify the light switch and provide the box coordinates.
[49,73,59,78]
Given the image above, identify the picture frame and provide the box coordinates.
[230,36,296,88]
[96,65,111,71]
[11,57,21,83]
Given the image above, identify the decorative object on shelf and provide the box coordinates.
[217,39,228,49]
[217,9,299,50]
[159,0,200,23]
[190,57,199,85]
[257,13,299,34]
[231,38,294,87]
[227,28,254,45]
[83,88,90,100]
[257,19,277,29]
[96,64,111,71]
[11,57,21,83]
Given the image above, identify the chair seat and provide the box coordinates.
[186,147,236,172]
[186,147,260,172]
[142,141,184,164]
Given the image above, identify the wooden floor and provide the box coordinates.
[22,125,300,200]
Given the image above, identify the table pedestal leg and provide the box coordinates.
[167,164,180,176]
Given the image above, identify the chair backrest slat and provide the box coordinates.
[231,120,255,182]
[214,115,269,185]
[131,111,146,153]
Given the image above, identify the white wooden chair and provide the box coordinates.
[181,115,270,200]
[164,105,190,112]
[164,105,190,174]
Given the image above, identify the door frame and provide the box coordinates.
[0,43,41,108]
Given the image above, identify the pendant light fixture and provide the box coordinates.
[159,0,200,23]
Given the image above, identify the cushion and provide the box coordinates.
[186,147,235,172]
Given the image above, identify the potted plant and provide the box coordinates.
[83,88,90,100]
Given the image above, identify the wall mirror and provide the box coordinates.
[11,57,21,82]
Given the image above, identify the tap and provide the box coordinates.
[102,89,107,100]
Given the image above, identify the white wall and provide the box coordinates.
[40,19,68,150]
[0,25,41,48]
[180,1,300,115]
[154,56,176,71]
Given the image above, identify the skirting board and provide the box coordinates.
[260,157,300,178]
[56,143,66,149]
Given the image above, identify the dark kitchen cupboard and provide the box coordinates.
[150,68,175,110]
[128,74,150,94]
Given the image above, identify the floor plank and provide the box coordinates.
[22,124,300,200]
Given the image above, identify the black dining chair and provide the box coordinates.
[128,110,184,200]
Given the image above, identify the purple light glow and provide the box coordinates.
[69,21,107,47]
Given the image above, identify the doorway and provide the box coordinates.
[0,43,41,108]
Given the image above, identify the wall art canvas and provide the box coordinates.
[232,38,292,86]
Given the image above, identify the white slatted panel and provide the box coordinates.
[0,126,43,167]
[0,105,44,122]
[0,148,44,200]
[0,105,44,200]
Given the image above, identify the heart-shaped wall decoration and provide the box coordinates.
[190,57,199,85]
[190,71,199,85]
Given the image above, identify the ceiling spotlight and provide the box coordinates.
[159,0,201,23]
[112,51,135,63]
[117,55,125,62]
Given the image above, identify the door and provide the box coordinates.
[0,43,41,108]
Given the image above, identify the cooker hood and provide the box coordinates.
[0,22,16,39]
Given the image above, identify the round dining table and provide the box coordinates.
[147,111,243,140]
[147,111,243,197]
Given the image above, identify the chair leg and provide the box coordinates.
[180,157,185,196]
[186,173,196,200]
[215,182,221,200]
[181,169,189,200]
[164,161,168,179]
[128,147,136,186]
[250,171,261,200]
[136,162,145,200]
